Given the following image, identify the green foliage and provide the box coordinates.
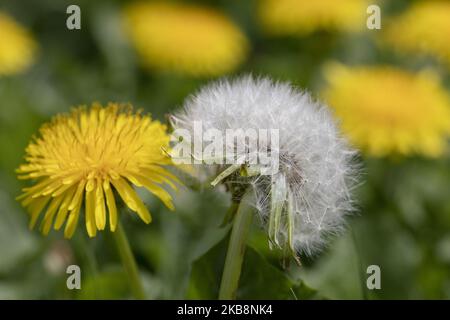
[0,0,449,299]
[187,235,321,300]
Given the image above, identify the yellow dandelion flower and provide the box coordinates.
[0,12,37,76]
[123,1,248,77]
[322,63,450,157]
[258,0,368,36]
[383,1,450,67]
[16,103,179,238]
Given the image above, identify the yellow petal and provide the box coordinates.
[28,195,51,229]
[51,183,73,197]
[111,178,152,223]
[16,178,54,201]
[138,178,175,211]
[54,186,76,230]
[21,194,35,208]
[40,180,64,196]
[141,165,182,188]
[131,170,178,192]
[86,178,96,192]
[40,195,64,235]
[68,180,86,210]
[110,177,137,211]
[64,202,82,239]
[95,179,106,230]
[103,179,118,232]
[85,179,97,237]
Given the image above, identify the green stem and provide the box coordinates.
[113,221,146,299]
[78,235,102,299]
[218,192,254,300]
[351,227,369,300]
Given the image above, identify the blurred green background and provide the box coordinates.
[0,0,449,299]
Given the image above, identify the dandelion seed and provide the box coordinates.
[16,103,178,238]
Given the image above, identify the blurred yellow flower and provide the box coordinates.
[0,12,36,75]
[123,1,248,77]
[258,0,368,36]
[383,1,450,67]
[17,103,178,238]
[323,64,450,157]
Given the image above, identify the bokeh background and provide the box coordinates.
[1,0,449,299]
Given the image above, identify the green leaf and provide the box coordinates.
[187,235,321,299]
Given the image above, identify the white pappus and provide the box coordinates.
[170,75,360,258]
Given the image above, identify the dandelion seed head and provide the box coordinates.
[172,76,359,256]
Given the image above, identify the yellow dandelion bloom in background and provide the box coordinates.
[123,1,248,77]
[322,63,450,157]
[16,103,178,238]
[258,0,368,36]
[383,1,450,68]
[0,12,36,76]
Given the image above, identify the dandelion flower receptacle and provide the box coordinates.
[0,12,36,76]
[16,103,178,239]
[322,63,450,157]
[171,76,358,298]
[123,1,248,77]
